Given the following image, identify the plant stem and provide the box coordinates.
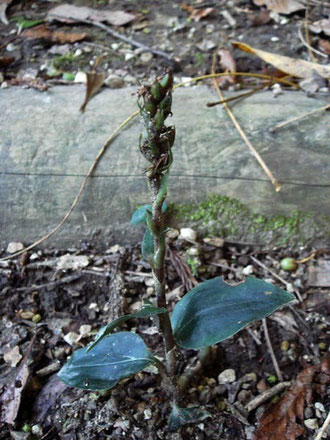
[149,176,177,378]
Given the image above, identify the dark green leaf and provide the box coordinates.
[58,332,154,391]
[88,304,166,351]
[130,202,167,225]
[141,228,155,262]
[130,204,150,225]
[168,404,211,432]
[171,277,295,349]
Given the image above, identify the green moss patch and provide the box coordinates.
[172,194,329,248]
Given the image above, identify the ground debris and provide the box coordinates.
[253,361,327,440]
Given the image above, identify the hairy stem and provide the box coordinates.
[149,176,177,378]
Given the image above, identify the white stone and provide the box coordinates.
[74,71,87,83]
[3,346,22,367]
[140,52,153,64]
[104,75,125,89]
[179,228,197,242]
[304,419,318,430]
[56,254,89,270]
[6,43,16,52]
[63,332,80,346]
[144,409,152,420]
[125,53,135,61]
[242,265,254,275]
[315,402,325,412]
[6,242,24,253]
[271,36,279,42]
[79,324,92,338]
[74,48,82,57]
[218,369,236,384]
[1,81,9,89]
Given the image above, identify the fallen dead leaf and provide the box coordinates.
[0,55,14,68]
[319,39,330,56]
[180,3,215,22]
[232,41,330,79]
[0,337,34,425]
[48,4,135,27]
[0,0,12,25]
[32,374,67,422]
[309,18,330,37]
[216,48,236,87]
[80,71,105,112]
[253,364,318,440]
[253,0,305,14]
[22,24,87,44]
[249,8,271,26]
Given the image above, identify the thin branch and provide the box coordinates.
[211,48,281,192]
[15,273,81,293]
[298,21,327,59]
[314,411,330,440]
[270,103,330,132]
[250,255,303,302]
[245,381,291,412]
[206,83,268,107]
[262,318,283,382]
[304,0,319,62]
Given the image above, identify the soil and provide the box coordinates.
[0,238,329,439]
[0,1,329,439]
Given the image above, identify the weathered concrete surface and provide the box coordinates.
[0,85,329,247]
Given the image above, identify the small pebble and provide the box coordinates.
[218,368,236,384]
[104,75,125,88]
[74,71,87,84]
[179,228,197,242]
[31,425,43,436]
[242,265,254,275]
[304,419,318,430]
[146,287,154,295]
[63,332,80,346]
[7,242,24,254]
[140,51,153,64]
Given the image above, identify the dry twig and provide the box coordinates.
[245,381,291,412]
[270,103,330,132]
[16,273,81,293]
[314,411,330,440]
[304,0,318,62]
[211,47,281,192]
[262,318,283,381]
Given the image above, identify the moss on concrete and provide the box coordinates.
[172,194,330,248]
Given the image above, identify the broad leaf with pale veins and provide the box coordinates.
[58,332,154,391]
[171,277,295,349]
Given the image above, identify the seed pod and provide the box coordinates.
[280,257,298,271]
[159,72,173,91]
[159,93,172,119]
[154,109,164,130]
[150,82,162,101]
[143,99,157,117]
